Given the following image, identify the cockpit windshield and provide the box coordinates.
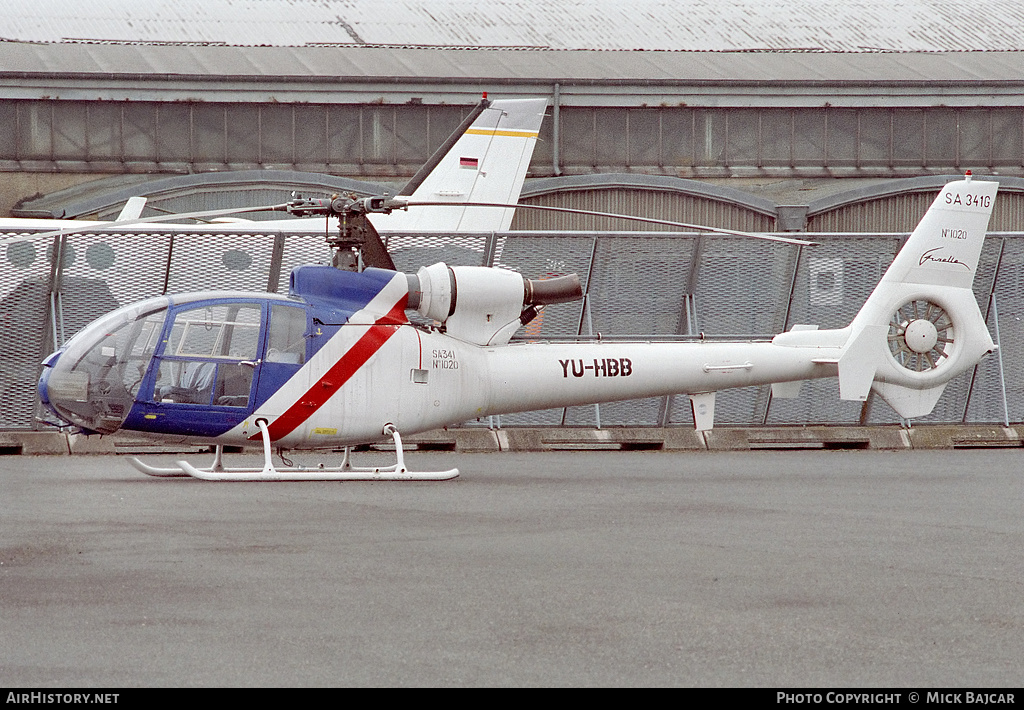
[43,296,170,433]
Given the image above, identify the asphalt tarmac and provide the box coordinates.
[2,448,1023,688]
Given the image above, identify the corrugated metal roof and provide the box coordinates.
[4,0,1024,52]
[5,42,1024,85]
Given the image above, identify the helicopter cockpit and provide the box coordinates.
[40,291,309,437]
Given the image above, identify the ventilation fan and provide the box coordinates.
[887,300,954,372]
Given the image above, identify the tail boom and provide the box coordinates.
[476,340,842,419]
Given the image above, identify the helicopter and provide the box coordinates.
[34,168,998,480]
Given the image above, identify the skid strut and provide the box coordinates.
[129,421,459,481]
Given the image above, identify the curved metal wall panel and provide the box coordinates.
[988,192,1024,232]
[513,189,776,233]
[809,192,1024,234]
[808,193,932,232]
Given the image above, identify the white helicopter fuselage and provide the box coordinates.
[242,329,836,448]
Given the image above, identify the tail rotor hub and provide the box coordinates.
[888,300,953,372]
[903,318,939,353]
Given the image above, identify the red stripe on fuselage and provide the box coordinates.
[254,297,408,442]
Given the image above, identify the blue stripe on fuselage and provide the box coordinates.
[290,265,399,322]
[121,403,246,440]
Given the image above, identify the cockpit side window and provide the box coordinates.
[42,297,171,434]
[154,360,219,405]
[166,304,261,359]
[267,305,307,365]
[61,307,167,398]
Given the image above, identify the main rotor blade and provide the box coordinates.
[403,200,817,246]
[14,203,291,241]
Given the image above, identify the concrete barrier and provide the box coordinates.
[0,431,69,455]
[399,425,1015,452]
[738,426,909,450]
[1,425,1022,456]
[404,428,500,452]
[906,425,1022,449]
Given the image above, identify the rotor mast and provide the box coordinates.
[285,193,401,271]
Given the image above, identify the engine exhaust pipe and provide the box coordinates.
[523,274,583,306]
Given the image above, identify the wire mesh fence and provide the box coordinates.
[3,226,1021,430]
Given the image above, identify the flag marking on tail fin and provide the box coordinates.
[465,128,540,138]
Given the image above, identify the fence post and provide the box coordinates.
[991,292,1010,427]
[45,234,67,350]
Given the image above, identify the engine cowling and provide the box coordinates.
[407,263,582,346]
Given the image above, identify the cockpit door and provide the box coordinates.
[250,304,309,412]
[135,301,265,437]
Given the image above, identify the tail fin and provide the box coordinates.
[369,97,548,233]
[837,174,998,417]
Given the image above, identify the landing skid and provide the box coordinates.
[128,421,460,481]
[127,445,226,477]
